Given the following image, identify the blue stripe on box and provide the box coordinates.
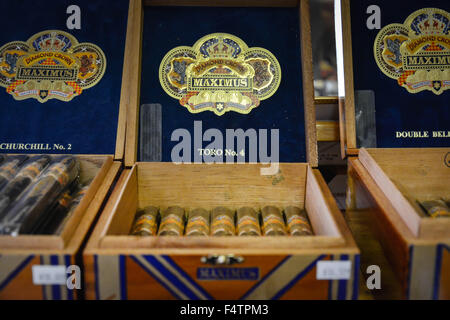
[271,255,326,300]
[0,255,35,291]
[162,255,213,300]
[65,255,73,300]
[143,255,200,300]
[50,255,61,300]
[240,256,291,300]
[337,255,349,300]
[130,255,182,300]
[119,255,127,300]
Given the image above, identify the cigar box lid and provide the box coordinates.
[0,0,130,160]
[123,0,318,167]
[336,0,450,156]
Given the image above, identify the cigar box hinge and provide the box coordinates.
[200,254,244,266]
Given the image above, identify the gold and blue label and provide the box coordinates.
[0,30,106,103]
[374,8,450,95]
[159,33,281,116]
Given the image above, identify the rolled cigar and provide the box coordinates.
[421,200,450,218]
[211,207,235,236]
[284,206,313,236]
[237,207,261,236]
[0,156,79,235]
[52,185,90,235]
[0,155,52,216]
[0,155,29,191]
[261,206,287,236]
[32,191,72,234]
[185,208,210,237]
[131,206,159,236]
[0,155,5,166]
[158,206,185,236]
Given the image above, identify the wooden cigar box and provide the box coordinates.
[336,0,450,299]
[84,0,360,300]
[0,0,129,299]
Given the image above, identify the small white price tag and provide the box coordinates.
[32,265,67,285]
[316,261,352,280]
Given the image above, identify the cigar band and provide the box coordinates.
[211,227,234,235]
[0,170,14,180]
[430,209,450,218]
[159,214,184,230]
[287,215,311,228]
[238,229,261,236]
[58,194,72,208]
[186,216,209,230]
[47,165,69,185]
[17,165,42,178]
[237,216,260,229]
[134,215,156,226]
[0,164,17,178]
[264,226,287,235]
[262,215,286,230]
[211,215,235,229]
[133,227,154,235]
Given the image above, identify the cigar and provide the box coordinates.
[237,207,261,236]
[131,206,159,236]
[0,155,29,191]
[185,208,210,237]
[158,206,185,236]
[0,155,51,216]
[421,200,450,218]
[51,185,90,235]
[32,191,72,234]
[284,206,313,236]
[211,207,235,236]
[261,206,287,236]
[0,156,79,235]
[0,155,5,166]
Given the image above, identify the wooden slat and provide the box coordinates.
[124,0,144,167]
[300,0,318,167]
[340,0,357,152]
[145,0,298,6]
[100,235,345,250]
[314,96,338,105]
[316,121,339,142]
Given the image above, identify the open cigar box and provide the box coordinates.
[336,0,450,299]
[84,0,360,300]
[0,0,129,299]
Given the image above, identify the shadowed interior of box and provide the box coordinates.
[101,162,345,249]
[0,155,111,250]
[359,148,450,239]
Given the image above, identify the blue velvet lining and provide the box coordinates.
[350,0,450,148]
[140,5,307,163]
[0,0,129,155]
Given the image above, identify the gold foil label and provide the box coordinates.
[374,8,450,95]
[159,33,281,116]
[0,30,106,103]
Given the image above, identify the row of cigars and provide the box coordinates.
[130,205,314,237]
[0,154,88,235]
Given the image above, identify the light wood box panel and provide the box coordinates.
[84,163,360,300]
[347,148,450,300]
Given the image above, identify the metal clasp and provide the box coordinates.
[200,254,244,266]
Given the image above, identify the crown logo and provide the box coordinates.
[206,37,237,58]
[412,11,448,36]
[38,32,65,51]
